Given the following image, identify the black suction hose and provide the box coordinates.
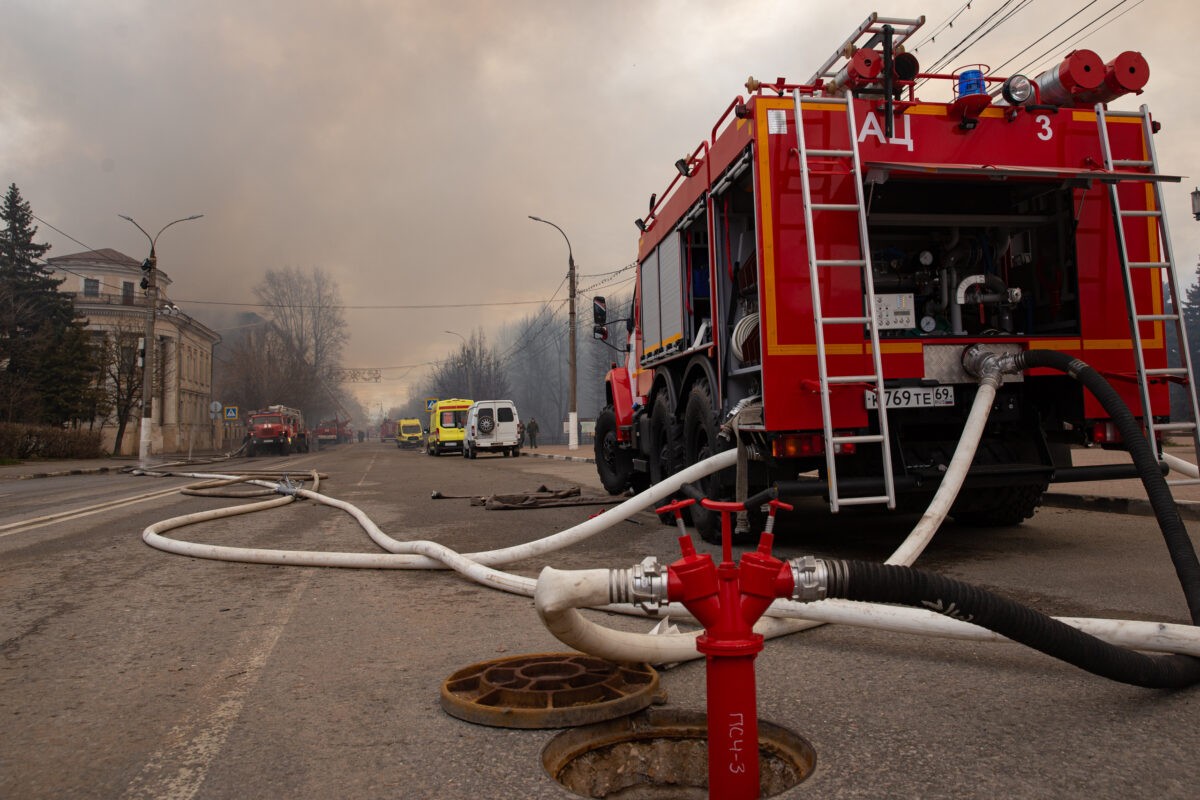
[822,560,1200,688]
[1014,350,1200,625]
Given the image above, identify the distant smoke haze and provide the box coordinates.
[4,0,1197,410]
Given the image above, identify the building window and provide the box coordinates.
[83,278,100,297]
[122,281,135,305]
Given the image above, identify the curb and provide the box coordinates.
[523,451,595,464]
[1042,492,1200,521]
[8,466,122,481]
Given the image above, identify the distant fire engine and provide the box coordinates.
[246,405,308,456]
[316,417,353,445]
[593,13,1198,541]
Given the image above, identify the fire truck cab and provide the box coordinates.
[595,14,1196,542]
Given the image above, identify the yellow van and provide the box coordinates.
[427,398,472,456]
[396,418,424,449]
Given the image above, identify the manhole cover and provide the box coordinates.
[440,652,663,729]
[542,708,816,798]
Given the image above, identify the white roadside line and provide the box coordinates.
[120,576,311,800]
[0,485,187,538]
[357,453,377,486]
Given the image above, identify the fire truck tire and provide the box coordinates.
[949,439,1047,526]
[951,484,1044,527]
[683,383,725,543]
[648,393,683,485]
[595,409,633,494]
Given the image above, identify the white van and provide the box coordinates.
[464,400,521,458]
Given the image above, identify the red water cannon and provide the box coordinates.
[1031,49,1105,106]
[1075,51,1150,105]
[827,46,920,95]
[656,494,796,800]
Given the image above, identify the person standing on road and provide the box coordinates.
[527,417,539,448]
[517,420,526,447]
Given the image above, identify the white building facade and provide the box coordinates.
[47,248,221,455]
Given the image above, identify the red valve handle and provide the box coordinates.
[767,499,794,514]
[656,498,696,516]
[699,498,745,512]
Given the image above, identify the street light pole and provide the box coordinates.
[119,213,204,468]
[444,330,473,398]
[528,215,578,450]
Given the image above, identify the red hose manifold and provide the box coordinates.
[658,496,795,800]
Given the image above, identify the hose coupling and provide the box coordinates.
[276,474,302,496]
[789,555,828,602]
[613,557,670,613]
[961,344,1024,380]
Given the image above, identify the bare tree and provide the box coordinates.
[254,266,347,405]
[428,329,510,400]
[215,267,349,423]
[95,318,153,455]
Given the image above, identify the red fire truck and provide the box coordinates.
[246,404,309,456]
[315,417,353,445]
[593,14,1198,541]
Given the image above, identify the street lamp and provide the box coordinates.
[444,330,473,398]
[528,215,578,450]
[119,213,204,468]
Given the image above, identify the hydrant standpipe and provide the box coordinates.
[659,497,795,800]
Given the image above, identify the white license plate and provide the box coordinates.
[864,386,955,409]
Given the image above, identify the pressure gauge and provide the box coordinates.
[918,250,934,267]
[919,315,938,333]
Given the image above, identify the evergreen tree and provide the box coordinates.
[0,183,101,424]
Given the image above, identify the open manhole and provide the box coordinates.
[542,708,816,798]
[440,652,663,729]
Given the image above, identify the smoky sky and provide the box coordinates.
[4,0,1198,411]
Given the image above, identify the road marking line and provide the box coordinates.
[120,577,309,800]
[0,486,186,538]
[357,453,377,486]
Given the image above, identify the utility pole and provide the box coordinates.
[529,216,578,450]
[444,330,473,398]
[120,213,204,468]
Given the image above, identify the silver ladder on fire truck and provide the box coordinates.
[1096,104,1200,484]
[791,14,922,512]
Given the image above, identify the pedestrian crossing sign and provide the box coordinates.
[224,406,238,420]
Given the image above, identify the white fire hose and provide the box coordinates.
[140,361,1200,666]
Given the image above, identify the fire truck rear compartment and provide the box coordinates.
[866,177,1080,338]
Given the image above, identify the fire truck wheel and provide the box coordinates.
[951,484,1045,527]
[948,439,1046,526]
[595,409,633,494]
[649,393,686,525]
[648,393,683,485]
[683,383,725,543]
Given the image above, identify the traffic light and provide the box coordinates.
[141,258,152,272]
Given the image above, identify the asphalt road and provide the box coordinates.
[2,443,1198,799]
